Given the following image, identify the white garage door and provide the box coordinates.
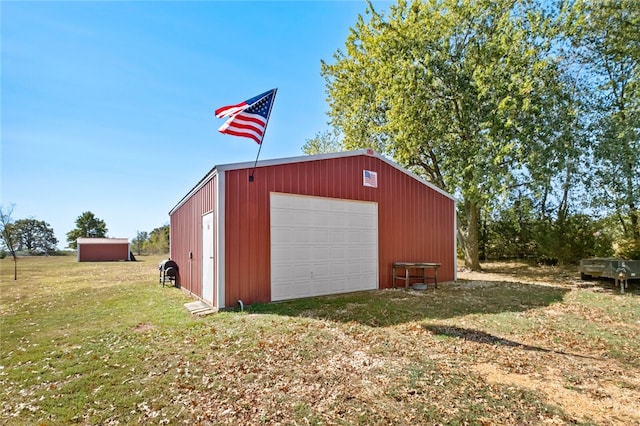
[270,193,378,301]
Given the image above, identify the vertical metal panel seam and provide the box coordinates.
[217,171,226,309]
[453,199,458,281]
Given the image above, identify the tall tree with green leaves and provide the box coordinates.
[570,0,639,253]
[12,218,58,254]
[322,0,573,270]
[66,211,108,249]
[301,130,344,155]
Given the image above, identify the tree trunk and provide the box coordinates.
[459,199,482,271]
[626,166,639,241]
[479,209,487,261]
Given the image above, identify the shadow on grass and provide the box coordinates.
[247,280,570,327]
[578,277,640,296]
[422,324,598,360]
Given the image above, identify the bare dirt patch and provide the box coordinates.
[456,263,640,425]
[132,322,155,333]
[473,361,640,425]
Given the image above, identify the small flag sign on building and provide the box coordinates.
[363,170,378,188]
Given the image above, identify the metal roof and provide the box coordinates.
[77,238,129,244]
[169,149,455,215]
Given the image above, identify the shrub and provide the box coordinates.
[615,239,640,260]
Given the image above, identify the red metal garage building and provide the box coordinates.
[169,149,456,309]
[77,238,131,262]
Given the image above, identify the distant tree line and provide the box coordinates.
[1,208,170,259]
[131,225,170,255]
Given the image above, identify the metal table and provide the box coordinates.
[392,262,440,289]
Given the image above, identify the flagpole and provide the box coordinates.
[249,88,278,182]
[248,143,263,182]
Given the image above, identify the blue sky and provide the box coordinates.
[2,1,386,248]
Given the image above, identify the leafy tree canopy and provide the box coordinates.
[11,218,58,254]
[146,225,170,254]
[302,130,344,155]
[570,0,640,242]
[321,0,573,269]
[66,211,108,249]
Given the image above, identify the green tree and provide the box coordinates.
[0,205,19,280]
[132,231,149,255]
[570,0,640,248]
[146,225,169,254]
[322,0,573,270]
[483,195,537,261]
[66,211,108,249]
[12,218,58,254]
[301,130,344,155]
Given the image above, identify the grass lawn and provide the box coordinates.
[1,255,639,425]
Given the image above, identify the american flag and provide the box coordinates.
[215,89,277,144]
[363,170,378,188]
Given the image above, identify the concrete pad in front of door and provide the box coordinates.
[184,300,217,316]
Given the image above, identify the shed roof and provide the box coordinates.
[77,238,129,245]
[169,149,455,215]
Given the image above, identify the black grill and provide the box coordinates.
[159,259,178,287]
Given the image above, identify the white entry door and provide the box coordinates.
[202,212,214,305]
[270,193,378,301]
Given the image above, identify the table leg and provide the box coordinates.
[405,268,409,289]
[434,267,438,288]
[393,267,397,289]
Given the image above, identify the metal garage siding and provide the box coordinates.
[224,168,272,306]
[223,154,455,307]
[376,162,456,288]
[78,241,129,262]
[170,176,216,304]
